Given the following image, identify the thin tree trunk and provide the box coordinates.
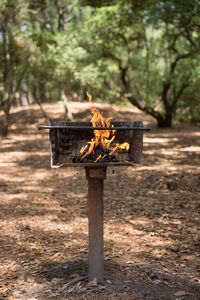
[78,0,83,21]
[39,82,46,102]
[55,1,69,31]
[1,93,14,136]
[1,21,12,135]
[1,111,10,136]
[62,91,73,120]
[62,2,68,30]
[33,87,49,121]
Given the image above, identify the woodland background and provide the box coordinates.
[0,0,200,134]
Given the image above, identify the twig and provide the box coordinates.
[59,275,87,292]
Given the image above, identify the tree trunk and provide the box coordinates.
[32,86,49,120]
[78,0,83,21]
[56,1,69,31]
[1,110,10,136]
[0,6,28,136]
[1,21,12,136]
[157,112,172,128]
[1,95,13,136]
[62,91,73,120]
[39,82,46,102]
[164,110,173,127]
[62,2,68,30]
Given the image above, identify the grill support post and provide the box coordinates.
[85,167,107,283]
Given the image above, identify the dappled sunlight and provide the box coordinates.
[189,131,200,137]
[144,137,179,144]
[180,145,200,152]
[0,102,200,299]
[32,217,88,234]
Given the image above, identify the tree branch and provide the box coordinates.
[161,82,171,109]
[32,86,49,121]
[127,95,164,122]
[172,82,189,111]
[170,52,193,73]
[170,29,186,54]
[163,51,193,110]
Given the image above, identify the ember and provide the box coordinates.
[73,92,130,163]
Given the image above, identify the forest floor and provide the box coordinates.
[0,101,200,300]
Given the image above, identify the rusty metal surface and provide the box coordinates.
[86,167,107,179]
[38,121,150,167]
[51,161,138,168]
[86,167,107,282]
[48,123,144,167]
[38,123,151,131]
[130,121,143,164]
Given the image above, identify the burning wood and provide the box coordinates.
[72,92,130,163]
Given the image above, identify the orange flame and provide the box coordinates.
[80,92,129,162]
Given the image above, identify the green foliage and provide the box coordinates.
[77,0,200,126]
[0,0,200,128]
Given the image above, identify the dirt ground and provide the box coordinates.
[0,101,200,300]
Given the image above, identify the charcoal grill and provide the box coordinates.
[38,120,150,282]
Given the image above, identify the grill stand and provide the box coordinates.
[85,167,107,283]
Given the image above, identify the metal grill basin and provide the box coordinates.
[38,121,150,168]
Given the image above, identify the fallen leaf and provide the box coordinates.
[68,286,76,293]
[99,284,106,290]
[87,277,97,287]
[174,290,187,297]
[152,280,161,285]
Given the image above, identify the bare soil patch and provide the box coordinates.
[0,101,200,299]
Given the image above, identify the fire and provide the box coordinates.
[80,92,129,162]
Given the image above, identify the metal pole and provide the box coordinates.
[85,167,107,283]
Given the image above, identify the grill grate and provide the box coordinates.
[38,121,150,168]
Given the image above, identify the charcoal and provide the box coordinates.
[86,154,94,160]
[110,154,118,162]
[72,142,120,163]
[72,157,77,163]
[95,146,103,156]
[72,152,118,163]
[110,156,118,162]
[83,158,93,163]
[104,149,110,155]
[99,158,106,163]
[72,156,82,163]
